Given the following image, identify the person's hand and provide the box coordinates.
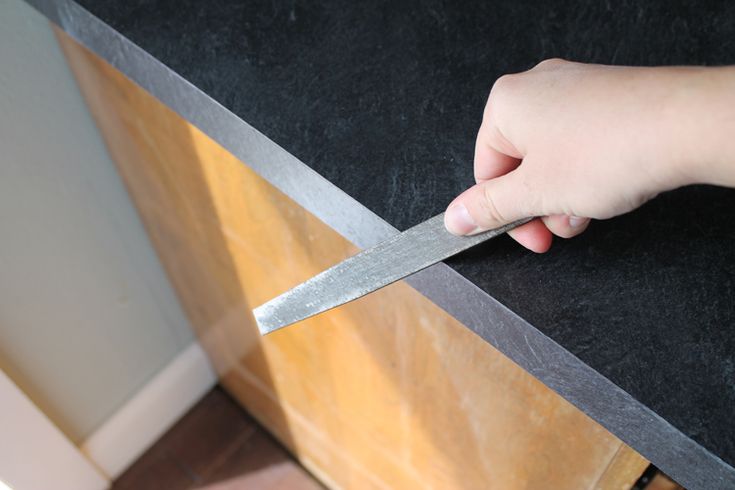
[444,59,735,252]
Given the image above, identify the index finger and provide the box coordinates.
[474,115,523,184]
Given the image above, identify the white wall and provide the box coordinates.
[0,0,196,443]
[0,370,108,490]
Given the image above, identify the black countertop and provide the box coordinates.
[69,0,735,477]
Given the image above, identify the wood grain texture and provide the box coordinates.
[57,29,648,490]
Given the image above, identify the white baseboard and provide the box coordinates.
[80,341,217,479]
[0,370,109,490]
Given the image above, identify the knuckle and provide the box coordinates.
[534,57,569,70]
[480,184,507,225]
[491,74,518,97]
[486,74,519,122]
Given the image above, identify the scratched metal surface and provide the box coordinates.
[254,215,530,333]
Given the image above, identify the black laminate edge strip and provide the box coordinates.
[26,0,735,488]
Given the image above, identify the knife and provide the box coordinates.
[253,213,532,335]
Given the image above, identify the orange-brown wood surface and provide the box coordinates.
[57,29,649,489]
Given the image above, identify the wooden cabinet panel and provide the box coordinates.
[56,29,648,489]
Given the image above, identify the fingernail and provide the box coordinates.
[568,215,586,228]
[445,203,479,235]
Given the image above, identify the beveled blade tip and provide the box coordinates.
[253,295,309,335]
[253,304,283,336]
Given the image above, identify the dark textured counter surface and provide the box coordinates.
[74,0,735,469]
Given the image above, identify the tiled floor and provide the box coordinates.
[112,386,322,490]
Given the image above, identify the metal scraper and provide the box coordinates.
[253,213,531,335]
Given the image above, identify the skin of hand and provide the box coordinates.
[444,59,735,252]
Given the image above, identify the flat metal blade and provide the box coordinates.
[253,213,531,335]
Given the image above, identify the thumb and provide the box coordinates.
[444,170,533,235]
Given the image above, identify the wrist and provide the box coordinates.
[668,66,735,187]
